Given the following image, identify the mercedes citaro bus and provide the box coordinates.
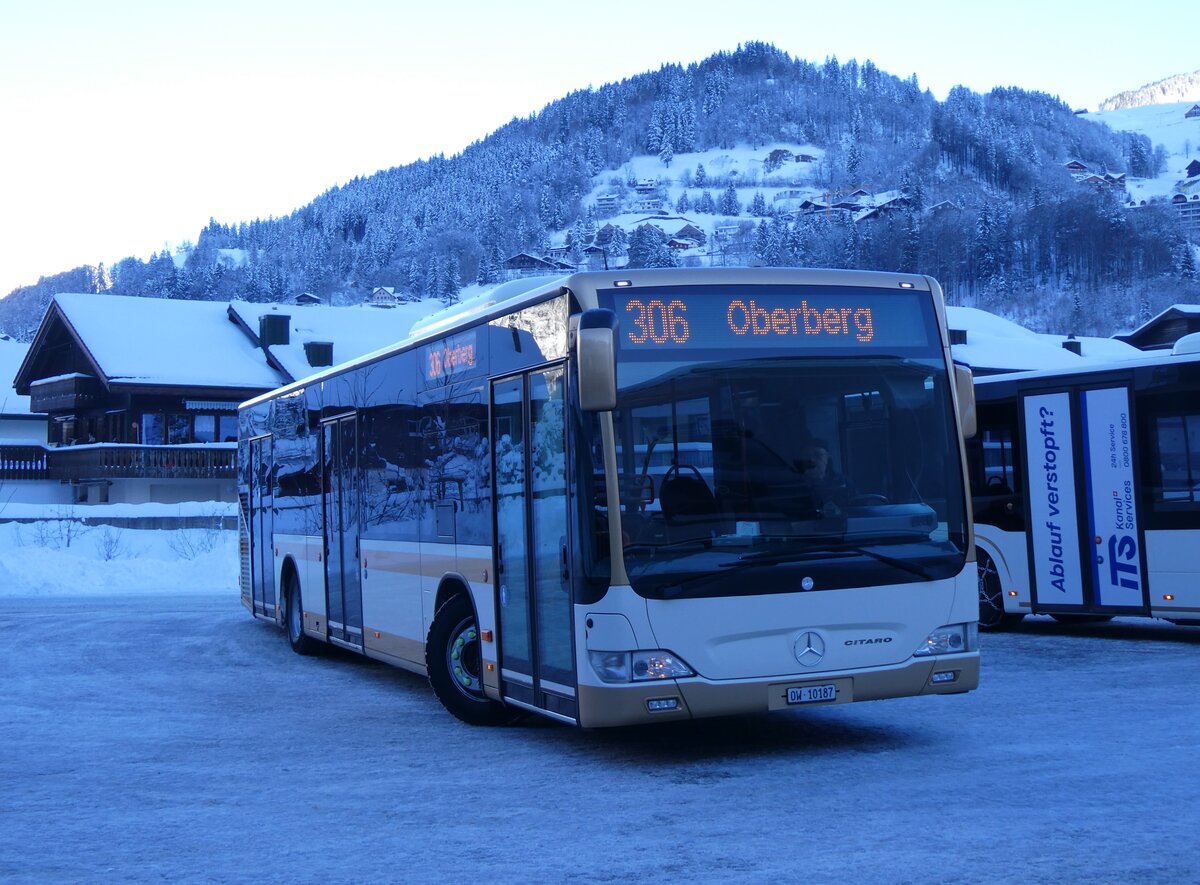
[239,268,979,727]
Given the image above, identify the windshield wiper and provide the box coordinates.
[718,542,935,580]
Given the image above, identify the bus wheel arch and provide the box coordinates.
[977,547,1024,631]
[281,557,320,655]
[426,587,509,725]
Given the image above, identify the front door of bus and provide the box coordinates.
[249,435,275,618]
[322,414,364,648]
[491,366,577,720]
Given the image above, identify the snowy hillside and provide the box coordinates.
[1083,101,1200,205]
[1099,70,1200,111]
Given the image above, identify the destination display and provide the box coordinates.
[1081,386,1145,607]
[600,286,935,353]
[1023,392,1085,606]
[421,329,479,384]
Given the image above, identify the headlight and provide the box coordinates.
[588,650,695,683]
[913,622,978,657]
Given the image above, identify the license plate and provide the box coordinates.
[787,684,837,705]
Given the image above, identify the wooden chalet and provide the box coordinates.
[369,286,398,308]
[1065,159,1089,175]
[1185,104,1200,119]
[6,293,418,504]
[674,223,707,244]
[1115,305,1200,351]
[501,252,559,274]
[1187,159,1200,179]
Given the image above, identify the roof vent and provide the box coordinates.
[304,341,334,367]
[1062,336,1082,355]
[259,313,291,347]
[948,328,967,345]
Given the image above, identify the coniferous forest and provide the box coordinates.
[2,42,1197,339]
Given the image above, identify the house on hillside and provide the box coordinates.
[1187,159,1200,179]
[634,178,658,194]
[7,293,421,505]
[501,253,560,277]
[1171,193,1200,229]
[1185,104,1200,119]
[582,245,611,270]
[675,223,707,245]
[928,200,962,214]
[369,286,398,308]
[1065,159,1089,176]
[594,193,620,212]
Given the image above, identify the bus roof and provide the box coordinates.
[973,345,1200,398]
[240,267,944,410]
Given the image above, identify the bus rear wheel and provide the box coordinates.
[426,594,510,726]
[284,570,321,656]
[978,550,1024,631]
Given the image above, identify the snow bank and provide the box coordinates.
[0,521,239,596]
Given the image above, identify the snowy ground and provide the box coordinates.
[1,524,1199,882]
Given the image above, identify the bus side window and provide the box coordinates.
[1149,413,1200,511]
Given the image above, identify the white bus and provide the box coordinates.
[968,344,1200,629]
[239,268,979,727]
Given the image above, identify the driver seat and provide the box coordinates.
[659,470,717,541]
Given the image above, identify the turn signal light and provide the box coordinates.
[1008,590,1018,597]
[1164,594,1175,601]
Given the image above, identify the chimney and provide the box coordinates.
[304,341,334,368]
[948,328,967,345]
[1062,335,1082,355]
[259,313,291,348]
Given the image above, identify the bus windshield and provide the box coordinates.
[585,350,968,600]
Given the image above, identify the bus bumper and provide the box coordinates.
[575,653,979,728]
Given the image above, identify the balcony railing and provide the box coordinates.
[0,442,237,482]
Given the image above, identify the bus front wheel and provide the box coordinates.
[427,594,510,726]
[978,550,1024,631]
[284,570,321,656]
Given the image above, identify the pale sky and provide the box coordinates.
[0,0,1195,297]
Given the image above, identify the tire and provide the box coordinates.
[426,594,509,726]
[283,570,321,656]
[977,550,1024,631]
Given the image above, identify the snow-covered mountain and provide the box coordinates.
[1099,71,1200,111]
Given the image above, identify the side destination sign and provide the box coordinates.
[1081,387,1144,607]
[1023,392,1084,605]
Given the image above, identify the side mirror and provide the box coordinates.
[954,364,976,439]
[577,309,618,412]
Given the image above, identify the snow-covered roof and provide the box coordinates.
[53,293,283,389]
[0,338,36,415]
[228,299,440,383]
[1116,302,1200,340]
[947,306,1142,373]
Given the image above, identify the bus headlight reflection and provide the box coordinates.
[589,650,695,683]
[913,623,978,657]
